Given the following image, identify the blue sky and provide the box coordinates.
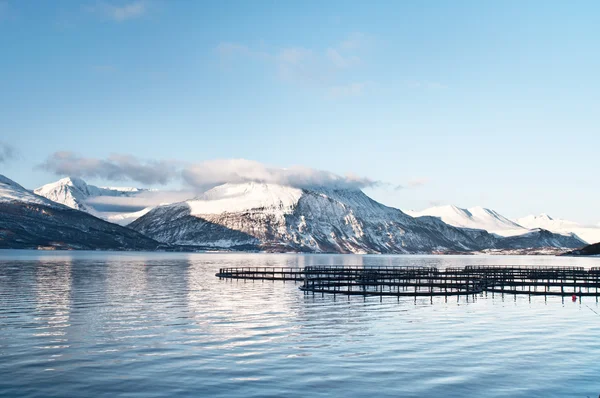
[1,0,599,224]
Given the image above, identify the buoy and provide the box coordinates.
[572,294,577,302]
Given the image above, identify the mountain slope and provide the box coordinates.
[0,175,159,250]
[563,242,600,256]
[516,214,600,245]
[129,183,584,253]
[1,175,63,208]
[34,177,151,225]
[494,229,585,249]
[406,205,527,237]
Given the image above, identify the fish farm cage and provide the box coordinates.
[216,266,600,297]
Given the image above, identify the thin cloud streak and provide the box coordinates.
[328,82,368,98]
[407,178,429,188]
[87,1,148,22]
[217,33,368,96]
[85,190,194,208]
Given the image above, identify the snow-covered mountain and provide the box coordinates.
[34,177,152,225]
[129,182,585,253]
[0,174,159,250]
[1,175,63,208]
[406,205,527,237]
[516,214,600,245]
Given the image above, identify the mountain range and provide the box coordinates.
[516,214,600,246]
[406,205,527,237]
[0,174,594,253]
[0,175,158,250]
[127,182,584,253]
[408,205,600,245]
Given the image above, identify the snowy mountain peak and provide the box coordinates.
[58,176,87,187]
[185,182,371,217]
[188,182,304,216]
[515,213,600,245]
[520,213,554,222]
[35,177,95,211]
[34,177,152,225]
[407,204,525,237]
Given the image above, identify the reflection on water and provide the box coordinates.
[34,259,72,365]
[0,251,599,398]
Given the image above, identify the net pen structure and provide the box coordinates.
[216,265,600,298]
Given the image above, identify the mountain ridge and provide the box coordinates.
[516,213,600,245]
[406,205,529,237]
[130,183,585,253]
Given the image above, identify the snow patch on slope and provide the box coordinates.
[187,182,304,216]
[105,207,154,226]
[407,205,527,237]
[0,175,64,208]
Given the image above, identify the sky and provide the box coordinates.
[0,0,599,224]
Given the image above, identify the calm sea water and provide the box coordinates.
[1,251,600,398]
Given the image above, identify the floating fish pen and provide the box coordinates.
[299,266,483,296]
[465,266,600,296]
[216,266,600,297]
[216,267,307,281]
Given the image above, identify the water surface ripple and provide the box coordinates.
[1,251,599,397]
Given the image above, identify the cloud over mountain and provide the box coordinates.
[39,152,179,185]
[39,153,382,192]
[84,190,194,210]
[181,159,380,191]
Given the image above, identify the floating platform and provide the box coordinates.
[216,266,600,297]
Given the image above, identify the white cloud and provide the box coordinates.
[38,153,383,192]
[85,190,193,208]
[278,47,313,65]
[181,159,380,191]
[88,1,147,22]
[326,48,360,69]
[39,152,179,185]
